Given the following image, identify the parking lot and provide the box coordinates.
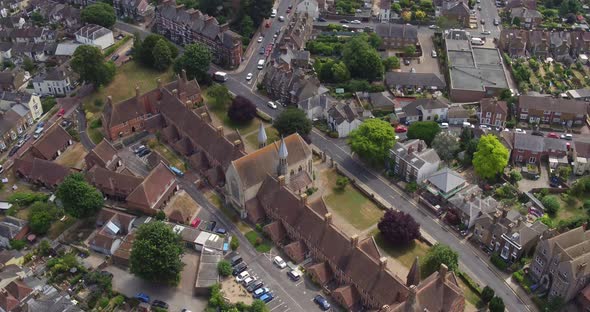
[399,31,442,76]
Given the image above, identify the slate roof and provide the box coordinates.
[519,95,589,115]
[449,185,498,218]
[75,24,112,41]
[513,133,568,153]
[448,106,470,119]
[480,98,508,116]
[31,124,72,159]
[327,102,361,125]
[427,167,466,193]
[574,140,590,158]
[385,72,446,88]
[375,23,418,40]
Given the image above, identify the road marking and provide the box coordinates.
[295,280,304,286]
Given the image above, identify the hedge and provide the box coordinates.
[104,35,132,57]
[490,253,508,271]
[457,271,482,294]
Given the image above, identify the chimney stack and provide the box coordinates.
[351,234,359,248]
[439,264,448,282]
[493,210,501,224]
[233,139,242,149]
[185,100,192,109]
[181,69,188,82]
[106,95,112,105]
[200,112,208,120]
[278,175,286,186]
[216,126,223,136]
[379,257,388,270]
[157,78,163,89]
[324,213,332,224]
[300,193,307,204]
[172,89,178,98]
[502,208,509,218]
[135,85,140,98]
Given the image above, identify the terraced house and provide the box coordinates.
[518,95,589,127]
[154,0,242,68]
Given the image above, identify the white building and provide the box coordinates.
[390,139,441,184]
[326,101,370,138]
[400,97,449,124]
[32,66,74,96]
[0,91,42,120]
[74,24,114,50]
[573,140,590,175]
[379,0,392,22]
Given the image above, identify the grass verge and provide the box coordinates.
[244,231,272,253]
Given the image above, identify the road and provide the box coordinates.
[476,0,501,37]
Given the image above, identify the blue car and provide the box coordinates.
[216,228,227,235]
[253,287,270,299]
[134,292,150,303]
[259,292,274,303]
[314,295,331,310]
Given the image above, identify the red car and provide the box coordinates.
[395,125,407,133]
[547,132,559,139]
[265,21,271,28]
[191,217,201,228]
[57,108,65,117]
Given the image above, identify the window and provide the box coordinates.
[529,157,536,163]
[486,112,491,117]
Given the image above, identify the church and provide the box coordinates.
[224,123,313,219]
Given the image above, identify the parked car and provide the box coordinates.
[431,50,437,57]
[191,217,201,228]
[259,47,265,54]
[547,132,559,139]
[479,125,490,130]
[16,139,24,147]
[515,128,526,134]
[8,146,19,157]
[318,17,327,22]
[273,256,287,269]
[350,20,361,24]
[267,101,277,109]
[242,276,256,287]
[428,24,439,29]
[151,300,169,309]
[314,295,331,311]
[278,16,285,22]
[232,263,248,276]
[339,19,349,23]
[287,270,302,281]
[439,122,449,129]
[253,287,270,298]
[57,108,65,117]
[395,125,407,133]
[480,19,485,24]
[260,292,274,303]
[235,271,250,283]
[246,73,253,81]
[0,165,4,174]
[531,131,544,137]
[216,228,227,235]
[61,120,72,128]
[111,54,119,61]
[246,280,264,292]
[257,36,263,43]
[404,59,410,65]
[493,18,499,25]
[561,133,573,140]
[137,148,151,157]
[230,255,243,266]
[481,30,491,35]
[134,145,146,154]
[134,293,150,303]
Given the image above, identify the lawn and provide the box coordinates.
[55,143,87,169]
[48,216,76,240]
[550,194,589,224]
[203,86,264,135]
[373,232,430,269]
[147,138,186,171]
[244,125,279,150]
[0,170,33,201]
[458,278,482,307]
[324,170,383,231]
[244,231,272,253]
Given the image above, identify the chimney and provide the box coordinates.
[106,95,112,106]
[135,85,140,98]
[379,257,388,270]
[200,112,209,120]
[181,69,188,82]
[408,145,414,155]
[216,126,223,136]
[157,78,163,89]
[233,139,241,149]
[493,210,501,224]
[185,100,192,109]
[172,89,178,98]
[300,193,307,204]
[578,263,587,273]
[417,142,424,153]
[439,264,448,282]
[278,175,286,186]
[324,213,332,224]
[351,234,359,248]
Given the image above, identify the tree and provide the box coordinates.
[56,173,104,218]
[404,45,417,56]
[273,108,312,137]
[342,35,384,81]
[432,132,460,163]
[444,208,461,225]
[421,243,459,276]
[335,176,349,191]
[545,297,564,312]
[81,2,116,28]
[28,202,61,235]
[174,43,212,83]
[230,235,240,251]
[414,10,426,20]
[367,33,383,50]
[512,16,521,26]
[217,260,232,277]
[541,195,560,216]
[207,84,232,110]
[378,210,421,245]
[31,11,46,26]
[509,170,523,183]
[243,0,273,26]
[150,39,173,71]
[331,62,350,82]
[239,15,256,39]
[556,166,572,180]
[227,96,257,123]
[348,119,396,166]
[402,11,412,22]
[406,121,441,146]
[130,221,185,285]
[155,210,166,221]
[488,296,505,312]
[481,286,495,303]
[472,135,509,180]
[250,300,269,312]
[23,57,35,73]
[71,45,115,87]
[383,56,400,71]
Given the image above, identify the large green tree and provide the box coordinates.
[348,119,396,166]
[130,221,185,285]
[81,2,116,28]
[28,202,61,235]
[71,45,115,87]
[152,39,173,71]
[56,173,104,218]
[488,296,505,312]
[243,0,273,26]
[134,34,178,70]
[342,35,384,81]
[207,84,232,110]
[406,121,441,146]
[432,131,460,163]
[421,243,459,276]
[174,43,212,82]
[273,108,312,137]
[472,134,509,180]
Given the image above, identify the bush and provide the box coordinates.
[509,170,522,183]
[488,296,505,312]
[405,182,418,193]
[155,210,166,221]
[490,253,508,271]
[9,239,26,250]
[8,192,48,207]
[335,176,349,191]
[541,195,560,216]
[481,286,495,303]
[328,131,339,138]
[217,260,232,277]
[230,235,239,251]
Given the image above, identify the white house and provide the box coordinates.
[32,66,74,96]
[298,94,332,120]
[400,97,449,124]
[326,101,371,138]
[379,0,392,22]
[74,24,114,50]
[573,140,590,175]
[390,139,441,183]
[447,106,470,125]
[0,92,43,121]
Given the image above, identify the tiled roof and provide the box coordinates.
[385,72,446,88]
[31,124,72,160]
[574,140,590,158]
[126,162,175,209]
[480,98,508,116]
[375,23,417,40]
[0,290,19,312]
[5,280,32,300]
[87,138,119,168]
[327,102,361,125]
[427,167,466,193]
[513,133,568,153]
[13,157,70,187]
[86,166,143,197]
[519,95,589,115]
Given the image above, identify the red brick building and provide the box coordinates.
[478,98,508,127]
[29,124,73,160]
[126,162,179,215]
[511,133,569,165]
[518,95,589,127]
[85,138,121,171]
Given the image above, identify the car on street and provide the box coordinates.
[57,108,66,117]
[561,133,573,140]
[216,228,227,235]
[286,8,291,13]
[547,132,559,139]
[265,21,271,28]
[410,67,416,73]
[8,146,19,157]
[137,148,151,157]
[314,295,331,311]
[494,18,499,25]
[439,122,449,129]
[395,125,407,133]
[257,36,263,43]
[428,24,439,29]
[151,300,169,309]
[134,293,150,303]
[318,17,327,22]
[111,54,119,61]
[479,125,489,130]
[279,16,284,22]
[339,19,349,23]
[480,19,485,24]
[134,145,146,154]
[431,50,437,57]
[477,5,481,10]
[247,280,264,292]
[16,139,24,147]
[260,292,274,303]
[287,269,302,281]
[531,131,544,137]
[246,73,253,81]
[253,287,270,298]
[235,271,250,283]
[515,128,526,134]
[232,263,248,276]
[273,256,287,268]
[259,47,265,54]
[267,101,277,109]
[350,20,361,24]
[404,58,410,65]
[481,30,491,35]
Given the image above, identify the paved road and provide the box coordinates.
[476,0,501,37]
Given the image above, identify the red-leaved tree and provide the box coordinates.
[227,95,257,123]
[377,210,421,245]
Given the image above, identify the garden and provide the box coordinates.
[534,176,590,230]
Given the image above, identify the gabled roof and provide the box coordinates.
[574,140,590,158]
[375,23,417,40]
[87,138,119,167]
[5,280,32,301]
[13,157,70,187]
[126,162,176,209]
[513,133,568,153]
[74,24,112,40]
[480,98,508,116]
[31,124,72,159]
[385,72,446,88]
[327,102,361,125]
[427,167,466,193]
[519,95,589,115]
[86,166,143,197]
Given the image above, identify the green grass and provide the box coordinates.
[324,171,383,230]
[48,217,76,240]
[244,125,279,150]
[373,233,430,268]
[147,138,186,171]
[245,231,272,253]
[549,194,588,224]
[206,192,251,233]
[458,278,482,306]
[88,127,104,144]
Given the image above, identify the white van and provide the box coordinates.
[257,59,265,70]
[471,37,484,46]
[271,9,277,18]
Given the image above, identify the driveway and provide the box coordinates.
[399,31,441,76]
[105,251,207,312]
[517,164,549,192]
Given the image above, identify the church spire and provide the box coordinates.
[277,136,289,178]
[278,136,288,159]
[257,122,267,148]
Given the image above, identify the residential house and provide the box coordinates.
[390,139,441,183]
[0,217,27,248]
[505,0,536,10]
[86,166,143,201]
[85,138,121,171]
[399,97,449,124]
[75,24,114,50]
[11,42,56,62]
[88,208,136,255]
[22,286,81,312]
[374,23,418,50]
[262,65,326,106]
[278,11,313,51]
[511,133,568,167]
[225,133,312,220]
[0,100,33,150]
[125,162,179,215]
[378,0,391,22]
[567,88,590,101]
[441,1,471,27]
[0,42,11,61]
[447,107,470,125]
[385,72,446,91]
[549,31,572,62]
[368,92,396,110]
[0,91,42,120]
[0,250,23,267]
[424,167,467,199]
[0,70,30,91]
[154,0,242,68]
[254,175,465,311]
[32,65,75,96]
[298,93,332,120]
[13,157,71,189]
[113,0,151,21]
[510,7,542,29]
[326,101,369,138]
[29,124,73,161]
[0,280,33,312]
[478,98,508,127]
[448,185,499,229]
[498,29,528,58]
[499,29,590,59]
[573,140,590,175]
[518,95,588,127]
[0,16,25,29]
[7,27,55,43]
[529,226,590,302]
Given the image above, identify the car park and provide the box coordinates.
[246,73,253,81]
[287,269,302,281]
[260,292,274,303]
[151,300,169,309]
[246,280,264,292]
[134,293,150,303]
[253,287,270,298]
[547,132,559,139]
[235,271,250,283]
[273,256,287,268]
[314,295,331,311]
[232,263,248,275]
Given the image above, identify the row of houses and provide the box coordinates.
[499,29,590,62]
[0,91,42,150]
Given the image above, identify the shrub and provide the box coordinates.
[9,239,26,250]
[541,195,560,216]
[488,296,505,312]
[481,286,495,303]
[405,182,418,193]
[335,176,349,191]
[155,210,166,221]
[8,192,48,207]
[217,260,232,277]
[328,131,339,138]
[509,170,522,183]
[230,235,239,251]
[490,253,508,271]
